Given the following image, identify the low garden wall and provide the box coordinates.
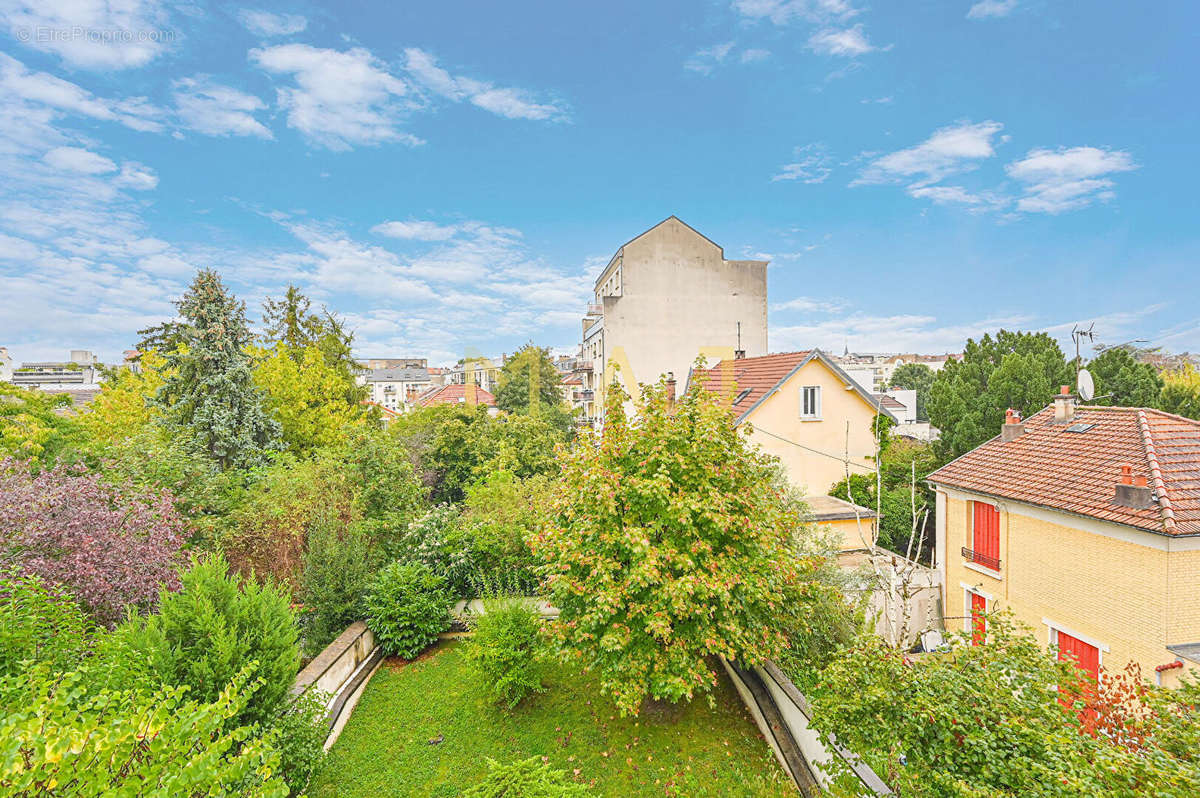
[722,659,892,797]
[292,621,382,750]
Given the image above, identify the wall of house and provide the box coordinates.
[600,218,767,399]
[940,490,1200,684]
[822,516,877,551]
[744,358,880,496]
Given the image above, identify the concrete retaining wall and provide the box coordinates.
[292,621,382,750]
[723,659,892,796]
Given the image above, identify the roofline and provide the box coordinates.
[733,349,899,425]
[924,479,1194,538]
[596,216,766,291]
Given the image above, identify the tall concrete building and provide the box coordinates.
[579,216,768,424]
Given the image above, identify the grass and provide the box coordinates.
[308,641,795,797]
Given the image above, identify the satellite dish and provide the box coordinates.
[1077,368,1095,402]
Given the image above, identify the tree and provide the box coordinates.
[0,459,186,626]
[0,665,288,797]
[803,614,1200,797]
[1160,364,1200,420]
[253,343,365,455]
[76,350,169,447]
[261,285,363,402]
[888,362,935,421]
[495,344,573,431]
[533,376,823,715]
[156,269,281,470]
[927,330,1072,461]
[1086,348,1163,407]
[0,383,84,467]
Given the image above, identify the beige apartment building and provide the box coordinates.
[580,216,768,424]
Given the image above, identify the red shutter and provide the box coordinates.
[972,501,1000,569]
[1057,632,1100,680]
[970,592,986,646]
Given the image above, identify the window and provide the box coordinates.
[800,386,821,419]
[1050,627,1102,680]
[969,591,987,646]
[966,501,1000,571]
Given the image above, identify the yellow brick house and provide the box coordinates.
[689,349,890,552]
[928,390,1200,686]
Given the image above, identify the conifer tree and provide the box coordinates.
[157,270,280,469]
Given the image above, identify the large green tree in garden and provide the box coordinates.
[253,343,365,455]
[1086,347,1163,407]
[534,375,840,715]
[261,285,363,402]
[888,362,935,420]
[495,343,574,430]
[927,330,1073,460]
[1159,364,1200,420]
[156,270,280,469]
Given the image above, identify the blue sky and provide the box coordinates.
[1,0,1196,365]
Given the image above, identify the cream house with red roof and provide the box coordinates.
[415,383,498,415]
[928,390,1200,687]
[690,349,894,550]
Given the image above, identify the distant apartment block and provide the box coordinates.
[359,366,433,412]
[580,216,768,424]
[6,350,105,406]
[447,357,503,395]
[362,357,428,370]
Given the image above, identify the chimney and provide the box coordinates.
[1001,408,1025,442]
[1053,385,1076,423]
[1114,463,1155,509]
[665,372,676,409]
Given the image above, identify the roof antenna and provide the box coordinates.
[734,322,745,360]
[1071,323,1096,399]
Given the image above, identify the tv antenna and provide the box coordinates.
[1072,324,1096,402]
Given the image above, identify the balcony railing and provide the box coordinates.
[962,546,1000,572]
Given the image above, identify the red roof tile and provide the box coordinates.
[416,383,496,408]
[928,405,1200,536]
[689,351,812,415]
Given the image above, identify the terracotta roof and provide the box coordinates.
[561,373,583,386]
[928,405,1200,536]
[690,351,811,415]
[416,383,496,408]
[689,350,897,423]
[873,394,907,411]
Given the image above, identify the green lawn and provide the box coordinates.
[308,641,794,797]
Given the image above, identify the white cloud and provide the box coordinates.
[772,296,846,313]
[1005,146,1137,213]
[733,0,859,26]
[237,9,307,36]
[772,312,1033,354]
[403,48,567,121]
[860,95,893,104]
[173,76,273,139]
[741,48,771,63]
[808,25,874,56]
[113,161,157,190]
[684,42,735,75]
[251,44,419,150]
[0,0,172,70]
[854,120,1004,187]
[0,53,164,132]
[372,220,462,241]
[43,146,116,174]
[908,184,1005,210]
[772,144,833,183]
[967,0,1018,20]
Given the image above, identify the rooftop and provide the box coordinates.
[928,405,1200,536]
[806,494,878,522]
[416,383,497,408]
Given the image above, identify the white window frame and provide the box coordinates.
[1043,619,1109,668]
[800,385,822,419]
[960,583,994,635]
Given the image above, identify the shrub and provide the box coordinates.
[0,569,94,677]
[465,600,546,709]
[460,471,547,595]
[462,757,592,797]
[222,452,358,589]
[0,665,288,797]
[271,688,329,796]
[111,552,300,727]
[300,514,379,653]
[0,458,186,626]
[364,561,450,659]
[398,504,479,599]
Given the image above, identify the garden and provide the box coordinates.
[3,270,1200,797]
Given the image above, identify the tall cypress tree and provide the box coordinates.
[157,270,280,469]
